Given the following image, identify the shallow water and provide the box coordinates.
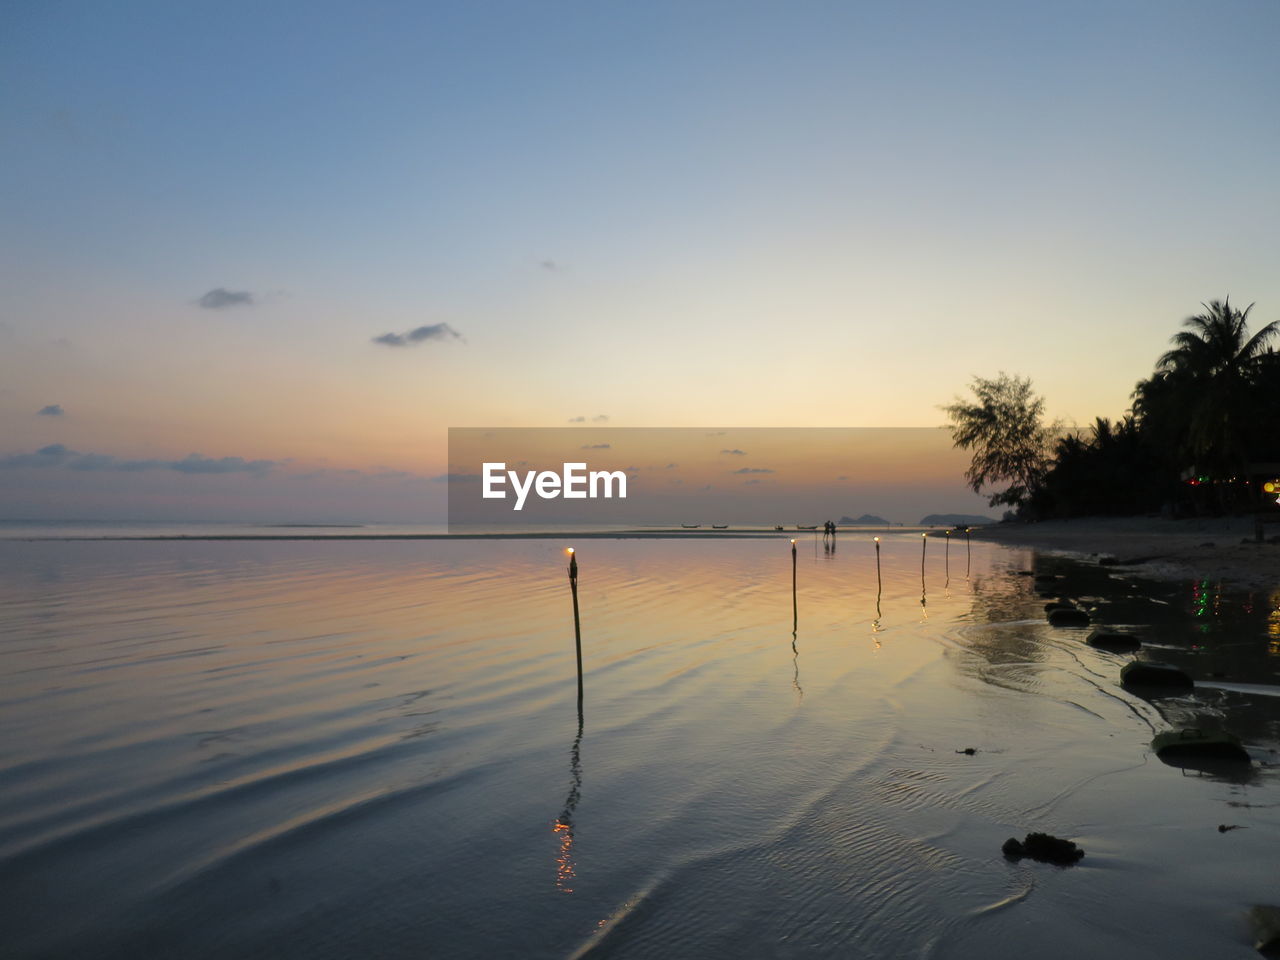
[1,535,1277,958]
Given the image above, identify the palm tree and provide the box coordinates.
[1042,415,1164,516]
[1152,298,1277,494]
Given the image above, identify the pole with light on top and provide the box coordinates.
[567,547,583,709]
[791,539,798,634]
[874,536,882,592]
[873,536,883,628]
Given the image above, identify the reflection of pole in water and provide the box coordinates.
[553,708,584,893]
[568,548,583,711]
[965,528,971,580]
[873,537,883,631]
[944,529,951,594]
[791,539,798,635]
[791,634,803,701]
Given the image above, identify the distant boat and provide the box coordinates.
[712,524,728,529]
[681,524,700,529]
[773,525,784,531]
[796,524,818,530]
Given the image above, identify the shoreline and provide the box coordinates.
[971,515,1280,591]
[11,518,1279,593]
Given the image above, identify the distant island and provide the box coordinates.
[918,513,997,526]
[838,514,891,525]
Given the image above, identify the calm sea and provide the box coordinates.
[1,533,1277,958]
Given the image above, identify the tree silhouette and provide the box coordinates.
[1141,298,1277,482]
[942,373,1054,511]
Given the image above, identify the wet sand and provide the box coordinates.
[972,516,1280,590]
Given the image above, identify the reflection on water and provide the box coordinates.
[1158,753,1262,786]
[553,709,585,893]
[791,634,804,702]
[0,536,1277,959]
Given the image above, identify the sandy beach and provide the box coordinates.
[971,515,1280,591]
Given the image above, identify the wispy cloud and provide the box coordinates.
[371,323,463,348]
[581,443,610,449]
[292,466,431,485]
[197,288,255,309]
[731,467,774,474]
[592,414,609,422]
[169,454,276,475]
[720,448,746,456]
[37,404,64,416]
[0,444,275,476]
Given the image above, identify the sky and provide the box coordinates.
[2,0,1278,521]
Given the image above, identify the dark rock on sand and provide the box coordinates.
[1048,606,1090,627]
[1002,832,1084,865]
[1249,905,1280,956]
[1087,628,1141,652]
[1152,728,1250,762]
[1121,660,1194,691]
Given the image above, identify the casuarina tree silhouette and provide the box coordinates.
[942,373,1055,512]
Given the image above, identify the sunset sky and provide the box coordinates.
[2,1,1277,520]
